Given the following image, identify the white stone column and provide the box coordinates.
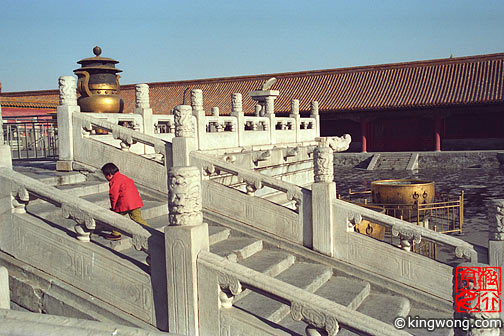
[290,99,301,142]
[56,76,80,171]
[231,93,244,146]
[0,105,12,169]
[310,101,320,137]
[134,84,154,154]
[191,89,205,150]
[312,145,336,256]
[165,166,209,336]
[172,105,197,166]
[0,266,9,309]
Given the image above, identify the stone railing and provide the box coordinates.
[69,112,172,194]
[197,251,410,336]
[75,89,319,152]
[191,151,312,246]
[1,308,178,336]
[0,167,153,248]
[0,167,167,328]
[332,195,477,302]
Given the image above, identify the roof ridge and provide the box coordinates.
[121,52,504,88]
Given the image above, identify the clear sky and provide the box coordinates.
[1,0,503,92]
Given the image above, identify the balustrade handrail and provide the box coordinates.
[0,167,155,252]
[198,251,410,336]
[191,151,306,201]
[75,113,169,160]
[335,198,477,261]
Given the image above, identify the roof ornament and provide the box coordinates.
[261,77,277,91]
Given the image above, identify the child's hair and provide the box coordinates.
[101,162,119,176]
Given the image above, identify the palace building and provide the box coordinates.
[2,52,503,152]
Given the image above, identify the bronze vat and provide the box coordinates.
[371,179,435,205]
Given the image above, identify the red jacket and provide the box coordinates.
[108,172,144,212]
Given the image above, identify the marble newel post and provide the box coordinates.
[310,101,320,138]
[191,89,205,150]
[290,99,301,142]
[56,76,80,171]
[172,105,197,166]
[312,145,336,256]
[231,93,244,146]
[0,104,12,169]
[165,166,209,336]
[134,84,154,154]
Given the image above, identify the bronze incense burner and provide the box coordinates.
[74,46,124,113]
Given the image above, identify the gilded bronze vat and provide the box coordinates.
[371,179,435,205]
[74,46,124,113]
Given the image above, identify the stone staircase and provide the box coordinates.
[371,153,418,171]
[17,163,452,335]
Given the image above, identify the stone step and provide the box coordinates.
[233,262,332,323]
[80,192,168,219]
[14,165,87,186]
[233,249,297,302]
[335,294,411,336]
[356,293,410,325]
[277,276,371,334]
[208,225,231,245]
[144,214,169,229]
[315,276,370,310]
[210,237,263,262]
[404,307,454,336]
[238,250,295,276]
[56,180,110,197]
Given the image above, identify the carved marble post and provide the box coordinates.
[290,99,301,142]
[134,84,154,154]
[190,89,205,150]
[310,101,320,137]
[0,104,12,169]
[312,145,336,256]
[0,266,9,309]
[56,76,80,171]
[231,93,244,146]
[172,105,197,166]
[165,166,209,336]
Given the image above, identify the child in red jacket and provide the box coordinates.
[100,162,149,240]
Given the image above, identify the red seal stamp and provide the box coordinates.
[455,266,501,313]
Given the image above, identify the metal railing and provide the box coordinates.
[2,115,58,160]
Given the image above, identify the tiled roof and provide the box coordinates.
[120,52,504,115]
[2,53,503,116]
[0,93,58,110]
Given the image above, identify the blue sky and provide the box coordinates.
[1,0,503,92]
